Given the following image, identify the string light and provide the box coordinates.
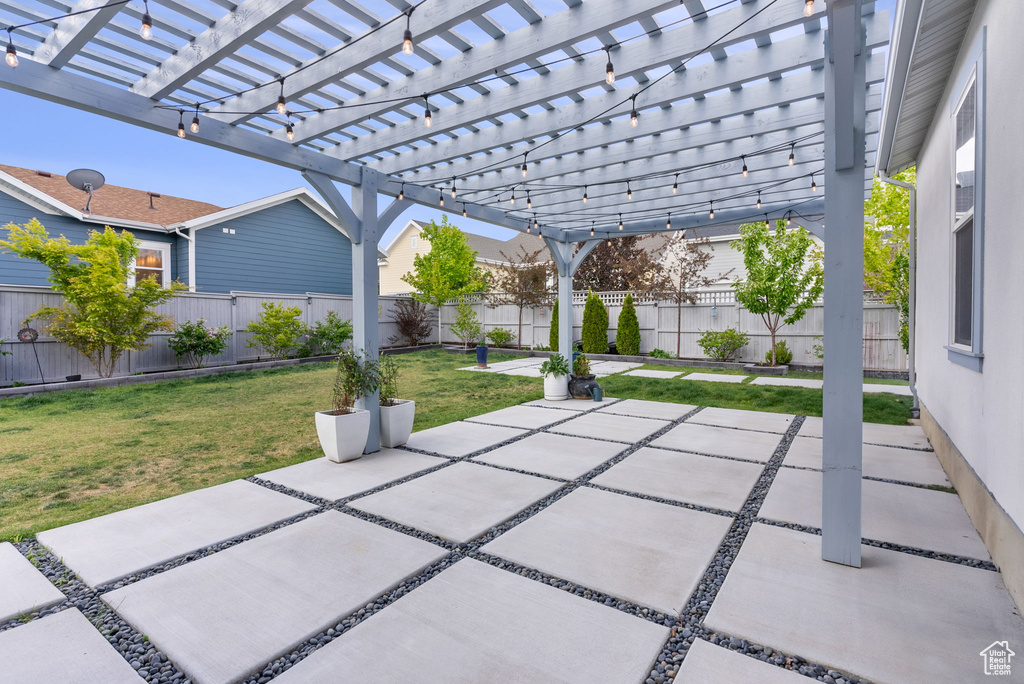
[276,79,287,115]
[526,191,532,209]
[582,186,588,204]
[509,188,515,205]
[756,191,761,209]
[190,104,200,134]
[741,155,748,178]
[521,154,528,178]
[462,203,468,218]
[618,214,623,231]
[604,46,615,85]
[630,94,639,128]
[666,213,672,230]
[398,183,404,201]
[607,235,612,247]
[788,143,795,166]
[5,30,17,68]
[176,110,185,138]
[627,181,632,200]
[810,174,817,192]
[764,213,770,228]
[423,95,431,128]
[402,8,414,56]
[439,189,444,207]
[804,0,815,18]
[786,211,792,226]
[450,177,457,199]
[285,120,294,142]
[709,200,714,220]
[672,174,678,195]
[590,222,595,237]
[533,214,539,232]
[140,0,153,40]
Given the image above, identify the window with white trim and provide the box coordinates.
[129,240,171,287]
[411,235,418,250]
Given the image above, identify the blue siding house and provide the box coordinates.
[0,164,362,295]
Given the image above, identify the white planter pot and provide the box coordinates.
[315,408,370,463]
[380,399,416,448]
[543,374,569,401]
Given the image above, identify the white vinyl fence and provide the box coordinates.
[0,285,435,385]
[439,290,907,371]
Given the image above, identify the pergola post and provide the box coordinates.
[544,238,601,361]
[305,167,409,454]
[821,0,866,567]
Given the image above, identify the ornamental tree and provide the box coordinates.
[731,220,824,365]
[657,229,724,358]
[616,293,641,356]
[864,168,915,351]
[0,220,185,377]
[489,245,554,349]
[573,235,668,298]
[402,215,490,343]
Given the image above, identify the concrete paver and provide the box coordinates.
[676,639,810,683]
[483,487,732,615]
[103,512,445,684]
[273,558,669,684]
[651,423,782,462]
[0,542,65,622]
[596,399,696,421]
[706,524,1024,684]
[257,450,444,501]
[465,405,577,430]
[404,421,529,457]
[623,369,682,379]
[0,609,143,683]
[688,407,795,433]
[551,412,670,444]
[593,447,763,512]
[760,468,988,559]
[474,432,626,480]
[36,481,316,587]
[783,436,949,487]
[679,372,747,383]
[798,417,930,449]
[349,462,562,542]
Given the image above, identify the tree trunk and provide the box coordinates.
[770,326,777,365]
[517,305,523,350]
[676,299,682,357]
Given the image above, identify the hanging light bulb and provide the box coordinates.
[804,0,815,18]
[190,104,200,134]
[672,174,678,195]
[462,203,468,218]
[582,186,588,204]
[709,200,714,220]
[607,236,612,247]
[810,174,817,192]
[618,214,623,231]
[590,222,595,237]
[176,110,186,138]
[5,31,17,68]
[286,121,294,142]
[666,213,672,231]
[533,214,539,232]
[786,211,792,226]
[741,155,748,178]
[509,188,516,206]
[756,191,762,210]
[140,0,153,40]
[765,214,770,228]
[526,191,532,210]
[439,190,445,207]
[450,178,457,199]
[276,79,287,116]
[627,181,632,200]
[398,183,404,201]
[630,94,639,128]
[521,154,528,178]
[788,143,795,166]
[604,46,615,85]
[402,9,414,55]
[423,95,431,127]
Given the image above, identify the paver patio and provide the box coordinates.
[6,399,1021,684]
[0,542,65,622]
[798,416,931,449]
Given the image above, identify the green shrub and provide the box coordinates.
[573,353,591,376]
[486,328,515,347]
[696,328,750,362]
[539,353,570,377]
[332,349,380,413]
[548,300,559,351]
[378,354,400,406]
[616,293,641,356]
[168,319,232,369]
[0,339,11,357]
[299,311,352,357]
[765,340,793,365]
[648,348,674,359]
[246,302,306,360]
[450,297,482,347]
[581,291,608,354]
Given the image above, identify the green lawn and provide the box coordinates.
[0,349,911,541]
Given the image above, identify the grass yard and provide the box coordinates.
[0,349,912,541]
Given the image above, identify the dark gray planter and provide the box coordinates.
[568,373,601,400]
[743,364,789,376]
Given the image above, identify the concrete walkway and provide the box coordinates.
[3,400,1020,684]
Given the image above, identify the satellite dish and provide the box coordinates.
[67,168,105,213]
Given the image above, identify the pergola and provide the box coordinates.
[0,0,885,567]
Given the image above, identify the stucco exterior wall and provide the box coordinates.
[914,0,1024,532]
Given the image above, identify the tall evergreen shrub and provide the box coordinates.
[549,300,559,351]
[581,291,609,354]
[616,293,641,356]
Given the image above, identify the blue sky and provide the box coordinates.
[0,0,897,248]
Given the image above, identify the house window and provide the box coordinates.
[411,235,418,250]
[130,241,171,287]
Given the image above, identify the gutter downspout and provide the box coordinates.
[878,173,918,417]
[171,226,196,292]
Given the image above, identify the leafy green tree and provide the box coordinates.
[245,302,306,360]
[402,216,490,343]
[731,220,824,365]
[549,299,559,351]
[449,296,482,347]
[489,245,553,349]
[581,291,609,354]
[616,293,641,356]
[0,220,185,377]
[865,168,915,351]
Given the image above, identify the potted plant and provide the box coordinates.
[378,355,415,448]
[315,349,380,463]
[568,353,601,400]
[539,353,570,401]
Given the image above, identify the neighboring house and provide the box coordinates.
[876,0,1024,612]
[379,219,545,295]
[0,164,377,295]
